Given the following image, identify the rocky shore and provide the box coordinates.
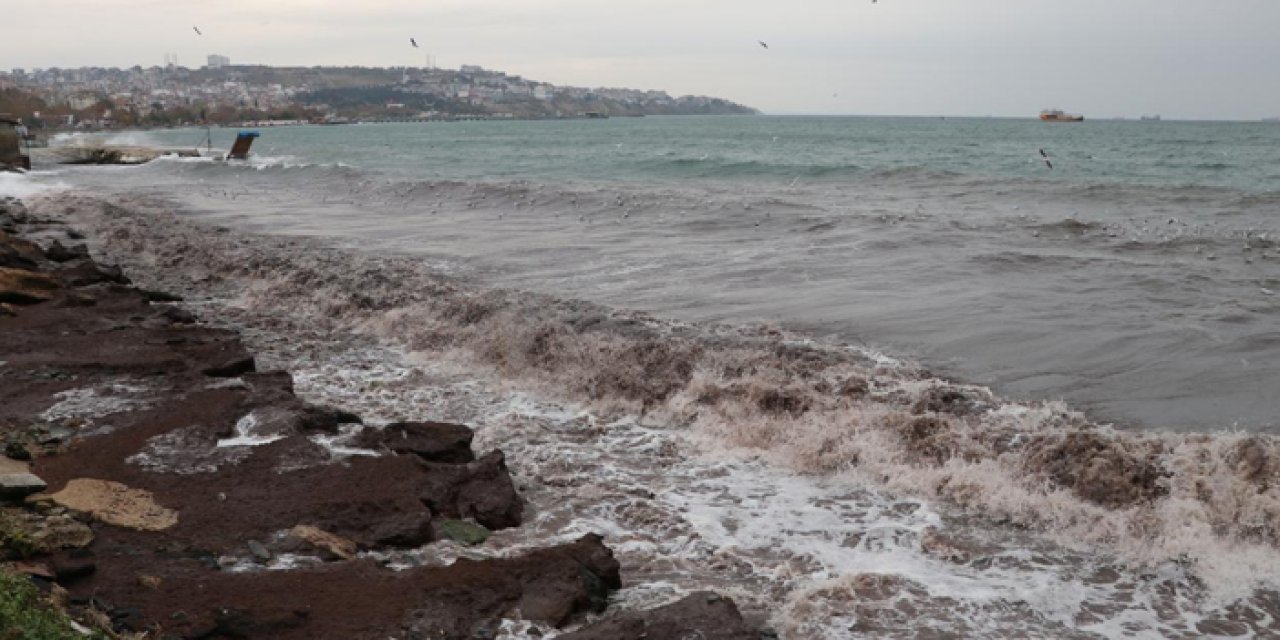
[0,194,764,639]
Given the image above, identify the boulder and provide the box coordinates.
[56,260,130,287]
[353,421,475,463]
[0,472,47,502]
[49,549,97,583]
[0,231,44,268]
[44,478,179,531]
[0,266,60,304]
[511,533,621,626]
[557,591,760,640]
[434,519,489,546]
[43,240,90,263]
[286,525,357,561]
[419,451,523,530]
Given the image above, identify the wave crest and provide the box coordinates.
[34,190,1280,597]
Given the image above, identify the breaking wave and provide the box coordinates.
[33,190,1280,610]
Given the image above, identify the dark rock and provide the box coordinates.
[0,471,48,502]
[0,266,60,304]
[44,240,90,263]
[57,260,131,287]
[511,534,621,626]
[310,500,434,549]
[434,519,490,546]
[202,355,256,378]
[367,511,434,547]
[55,292,97,308]
[292,404,362,434]
[419,451,524,530]
[557,591,759,640]
[160,306,198,324]
[0,243,37,270]
[141,288,185,302]
[207,607,308,639]
[4,441,31,461]
[247,540,272,563]
[354,421,475,463]
[50,549,97,583]
[112,606,147,633]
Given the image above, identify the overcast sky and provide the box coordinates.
[3,0,1278,119]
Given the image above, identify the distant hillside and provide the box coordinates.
[0,63,756,129]
[292,65,757,119]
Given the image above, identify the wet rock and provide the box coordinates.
[0,242,37,270]
[353,421,475,463]
[366,511,434,547]
[286,525,356,561]
[201,354,256,378]
[139,288,184,303]
[1024,431,1169,508]
[434,519,490,546]
[28,514,95,552]
[0,231,44,268]
[50,549,97,583]
[292,404,362,434]
[419,451,523,530]
[43,240,89,263]
[57,260,131,287]
[0,471,47,502]
[160,305,198,324]
[0,509,94,558]
[512,533,622,626]
[55,292,97,307]
[45,478,179,531]
[3,440,32,461]
[557,591,759,640]
[247,540,272,563]
[0,266,60,304]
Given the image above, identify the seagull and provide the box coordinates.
[410,38,419,48]
[758,41,769,49]
[193,26,202,35]
[1039,148,1053,170]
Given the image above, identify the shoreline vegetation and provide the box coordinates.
[0,194,765,638]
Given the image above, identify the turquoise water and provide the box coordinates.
[148,116,1280,191]
[77,116,1280,431]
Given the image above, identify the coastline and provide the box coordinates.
[0,194,763,638]
[3,178,1280,636]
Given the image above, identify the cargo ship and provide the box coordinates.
[1039,109,1084,122]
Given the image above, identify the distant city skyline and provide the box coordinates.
[3,0,1279,120]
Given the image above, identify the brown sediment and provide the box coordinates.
[0,197,755,638]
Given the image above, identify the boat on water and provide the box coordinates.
[1140,114,1162,121]
[1039,109,1084,122]
[1264,117,1280,123]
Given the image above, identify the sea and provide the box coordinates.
[8,115,1280,638]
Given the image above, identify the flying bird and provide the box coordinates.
[410,38,419,48]
[1039,148,1053,170]
[758,41,769,49]
[193,26,202,35]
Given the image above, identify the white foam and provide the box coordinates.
[0,171,66,199]
[215,411,287,448]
